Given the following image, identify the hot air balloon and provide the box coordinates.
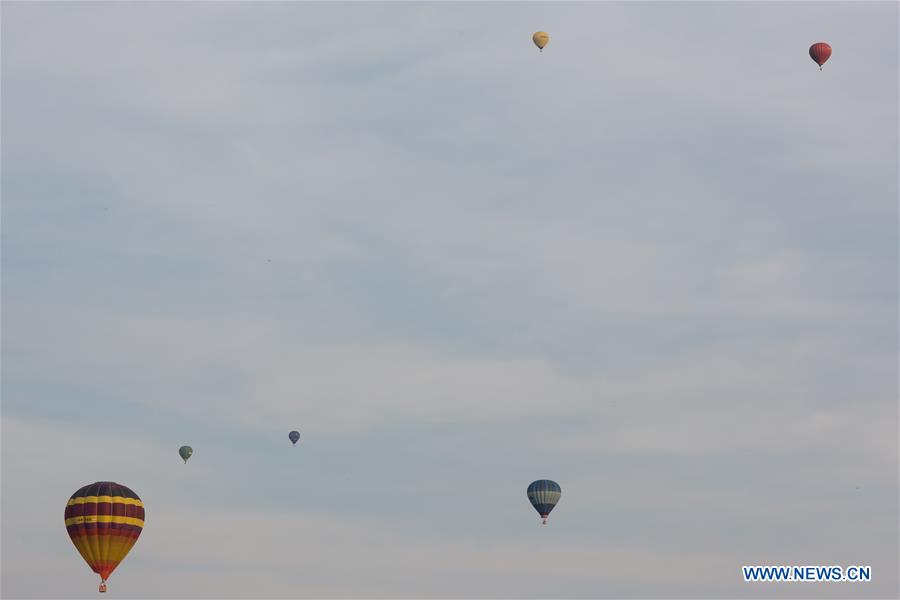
[289,430,300,445]
[532,31,550,52]
[65,481,144,593]
[809,42,832,70]
[179,445,193,463]
[527,479,561,525]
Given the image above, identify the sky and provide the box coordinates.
[1,1,898,598]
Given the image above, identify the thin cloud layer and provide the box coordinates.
[2,2,897,598]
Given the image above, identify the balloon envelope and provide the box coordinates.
[179,445,193,463]
[527,479,561,524]
[809,42,832,68]
[289,430,300,445]
[532,31,550,51]
[65,481,144,592]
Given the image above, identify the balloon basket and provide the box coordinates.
[99,582,107,593]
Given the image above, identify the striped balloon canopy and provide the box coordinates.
[809,42,832,70]
[64,482,144,593]
[526,479,561,525]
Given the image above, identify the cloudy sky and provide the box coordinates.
[2,1,897,598]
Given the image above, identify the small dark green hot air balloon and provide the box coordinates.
[179,445,193,463]
[289,431,300,445]
[527,479,561,525]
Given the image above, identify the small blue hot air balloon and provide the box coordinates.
[289,430,300,445]
[527,479,561,525]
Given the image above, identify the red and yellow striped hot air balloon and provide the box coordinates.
[64,482,144,593]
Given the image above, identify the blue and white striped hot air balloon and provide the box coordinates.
[527,480,561,525]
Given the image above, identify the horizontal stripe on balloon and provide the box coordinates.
[67,523,143,535]
[65,515,144,527]
[65,504,145,518]
[67,496,143,507]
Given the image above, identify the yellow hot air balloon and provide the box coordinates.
[65,482,144,593]
[533,31,550,52]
